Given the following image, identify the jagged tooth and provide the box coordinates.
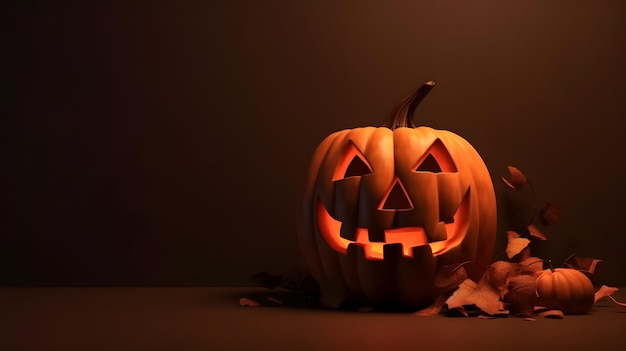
[367,227,386,242]
[347,242,365,258]
[355,243,393,304]
[383,243,403,261]
[340,222,358,241]
[411,244,434,259]
[341,244,362,293]
[397,244,437,308]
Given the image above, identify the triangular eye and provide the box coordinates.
[415,153,442,173]
[344,155,372,178]
[332,141,373,181]
[413,139,457,173]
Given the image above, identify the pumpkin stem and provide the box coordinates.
[548,259,555,272]
[383,81,435,129]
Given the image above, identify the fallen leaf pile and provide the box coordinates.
[415,254,624,320]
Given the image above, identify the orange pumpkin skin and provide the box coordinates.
[536,268,595,315]
[297,82,497,309]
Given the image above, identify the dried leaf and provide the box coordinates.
[414,295,446,316]
[501,166,527,190]
[517,247,533,262]
[434,261,486,293]
[504,274,538,316]
[434,263,469,292]
[533,305,565,318]
[538,309,564,319]
[252,271,320,293]
[239,297,260,307]
[518,257,545,275]
[540,203,560,226]
[565,256,603,275]
[594,285,619,303]
[279,272,320,293]
[463,262,488,283]
[608,295,626,307]
[488,261,520,290]
[266,297,284,305]
[506,231,531,259]
[517,226,531,238]
[445,276,504,316]
[527,224,547,240]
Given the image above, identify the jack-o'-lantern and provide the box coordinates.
[297,81,497,309]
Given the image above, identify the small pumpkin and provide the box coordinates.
[297,81,497,309]
[536,267,595,315]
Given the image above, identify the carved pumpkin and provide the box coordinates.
[536,268,595,315]
[297,81,497,309]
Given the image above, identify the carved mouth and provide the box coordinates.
[316,189,470,260]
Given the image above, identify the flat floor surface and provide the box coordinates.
[1,287,625,351]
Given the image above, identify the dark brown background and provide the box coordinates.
[2,0,625,287]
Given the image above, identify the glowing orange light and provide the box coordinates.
[316,189,470,260]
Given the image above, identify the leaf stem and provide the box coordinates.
[562,252,576,267]
[519,259,545,272]
[449,260,489,273]
[609,295,626,307]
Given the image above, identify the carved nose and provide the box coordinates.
[380,178,413,210]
